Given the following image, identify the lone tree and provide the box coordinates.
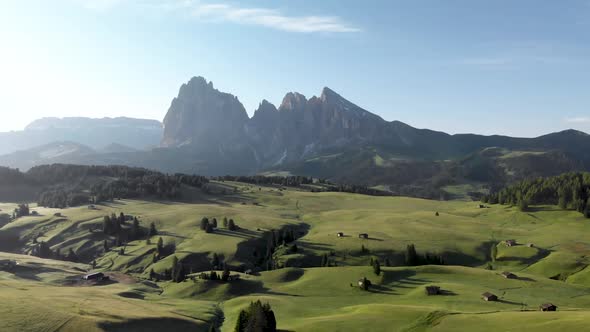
[211,218,218,228]
[228,219,237,231]
[200,217,210,231]
[156,237,164,257]
[234,300,277,332]
[491,243,498,262]
[221,265,230,282]
[373,259,381,276]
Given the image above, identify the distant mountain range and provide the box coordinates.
[1,76,589,198]
[0,117,162,156]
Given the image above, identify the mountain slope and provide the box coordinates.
[2,76,590,197]
[0,117,163,155]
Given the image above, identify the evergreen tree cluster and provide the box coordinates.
[404,244,445,266]
[482,172,590,217]
[323,184,393,197]
[102,212,146,244]
[13,204,30,218]
[0,164,208,208]
[217,175,313,187]
[38,190,90,209]
[234,301,277,332]
[263,228,297,270]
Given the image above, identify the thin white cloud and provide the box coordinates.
[189,2,359,33]
[75,0,359,33]
[565,117,590,124]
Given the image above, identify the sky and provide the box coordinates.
[1,0,589,137]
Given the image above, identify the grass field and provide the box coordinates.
[1,181,589,331]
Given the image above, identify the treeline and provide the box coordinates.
[216,175,314,187]
[482,172,590,217]
[0,166,30,185]
[322,184,393,197]
[23,164,209,208]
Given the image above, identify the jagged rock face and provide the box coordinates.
[162,77,397,167]
[161,77,249,147]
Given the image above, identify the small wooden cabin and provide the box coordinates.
[481,292,498,301]
[83,272,105,281]
[501,271,517,279]
[358,233,368,239]
[358,277,372,290]
[504,240,517,247]
[540,303,557,312]
[425,286,441,296]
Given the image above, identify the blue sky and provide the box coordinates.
[1,0,589,136]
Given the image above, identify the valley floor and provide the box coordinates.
[1,182,590,331]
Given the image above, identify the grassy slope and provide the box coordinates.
[1,181,590,331]
[0,253,218,332]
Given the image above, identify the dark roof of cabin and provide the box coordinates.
[540,303,556,308]
[482,292,496,298]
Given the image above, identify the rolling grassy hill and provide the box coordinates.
[1,181,590,331]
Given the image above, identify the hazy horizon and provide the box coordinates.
[1,0,590,136]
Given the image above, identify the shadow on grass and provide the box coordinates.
[98,317,201,332]
[498,299,524,306]
[381,269,431,289]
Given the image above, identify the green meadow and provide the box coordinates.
[1,181,590,331]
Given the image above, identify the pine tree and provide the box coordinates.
[171,256,179,282]
[157,237,164,256]
[234,310,249,332]
[211,218,218,228]
[222,265,230,282]
[200,217,209,230]
[405,244,418,266]
[212,253,220,269]
[373,259,381,276]
[491,243,498,262]
[223,217,229,228]
[228,219,237,231]
[149,222,158,236]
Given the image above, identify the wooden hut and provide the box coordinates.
[540,303,557,312]
[504,240,517,247]
[83,272,105,281]
[358,233,368,239]
[481,292,498,301]
[501,271,517,279]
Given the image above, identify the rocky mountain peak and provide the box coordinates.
[279,92,307,111]
[161,77,248,147]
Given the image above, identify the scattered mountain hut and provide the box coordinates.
[540,303,557,312]
[504,240,517,247]
[83,272,105,281]
[482,292,498,301]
